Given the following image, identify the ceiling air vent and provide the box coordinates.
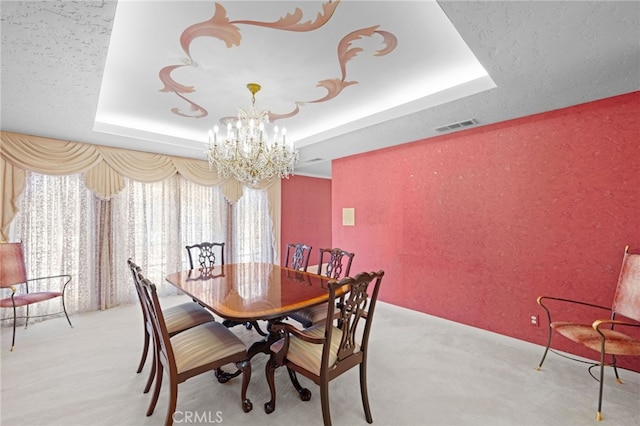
[303,157,324,163]
[434,118,478,133]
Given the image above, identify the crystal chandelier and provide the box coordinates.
[207,83,299,187]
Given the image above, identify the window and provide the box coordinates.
[7,171,274,318]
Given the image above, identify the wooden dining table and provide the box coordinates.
[165,262,343,379]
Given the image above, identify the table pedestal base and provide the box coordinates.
[215,320,284,382]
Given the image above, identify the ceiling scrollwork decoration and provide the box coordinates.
[158,0,397,124]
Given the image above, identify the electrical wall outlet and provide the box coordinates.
[530,314,539,326]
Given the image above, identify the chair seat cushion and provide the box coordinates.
[552,322,640,355]
[292,303,330,325]
[164,302,214,335]
[171,321,247,374]
[0,291,62,308]
[271,324,343,376]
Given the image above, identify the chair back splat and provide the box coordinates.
[535,246,640,422]
[317,247,354,279]
[185,242,225,269]
[284,243,312,271]
[264,270,384,426]
[289,247,355,328]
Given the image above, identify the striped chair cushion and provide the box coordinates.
[272,324,343,376]
[171,321,247,374]
[292,303,331,325]
[164,302,214,335]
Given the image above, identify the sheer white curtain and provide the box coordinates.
[6,171,273,320]
[179,175,229,266]
[111,175,230,301]
[231,186,274,263]
[231,187,275,302]
[5,171,97,320]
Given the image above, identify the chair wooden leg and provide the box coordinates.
[264,358,278,414]
[360,362,373,423]
[237,360,253,412]
[320,381,332,426]
[165,379,178,426]
[147,362,163,416]
[287,367,312,401]
[137,329,150,374]
[143,346,157,393]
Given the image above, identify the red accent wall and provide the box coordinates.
[331,92,640,371]
[281,175,332,267]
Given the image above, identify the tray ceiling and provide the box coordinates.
[2,1,639,178]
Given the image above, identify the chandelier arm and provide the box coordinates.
[206,83,298,187]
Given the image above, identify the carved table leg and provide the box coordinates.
[247,320,284,358]
[215,367,241,383]
[216,319,284,382]
[264,357,278,414]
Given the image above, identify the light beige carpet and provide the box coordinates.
[1,296,639,426]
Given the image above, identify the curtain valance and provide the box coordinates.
[0,131,280,252]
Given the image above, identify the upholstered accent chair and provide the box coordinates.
[0,242,73,351]
[127,259,215,393]
[535,246,640,421]
[264,270,384,426]
[284,242,312,271]
[289,247,355,328]
[185,242,225,269]
[138,272,252,426]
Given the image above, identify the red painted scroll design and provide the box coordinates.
[159,65,194,94]
[171,92,208,119]
[180,2,242,55]
[231,1,340,32]
[159,0,397,123]
[269,26,398,122]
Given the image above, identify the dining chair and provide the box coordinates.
[284,242,313,271]
[185,242,225,269]
[127,259,215,394]
[0,241,73,351]
[289,247,355,328]
[264,270,385,426]
[138,272,253,426]
[535,245,640,421]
